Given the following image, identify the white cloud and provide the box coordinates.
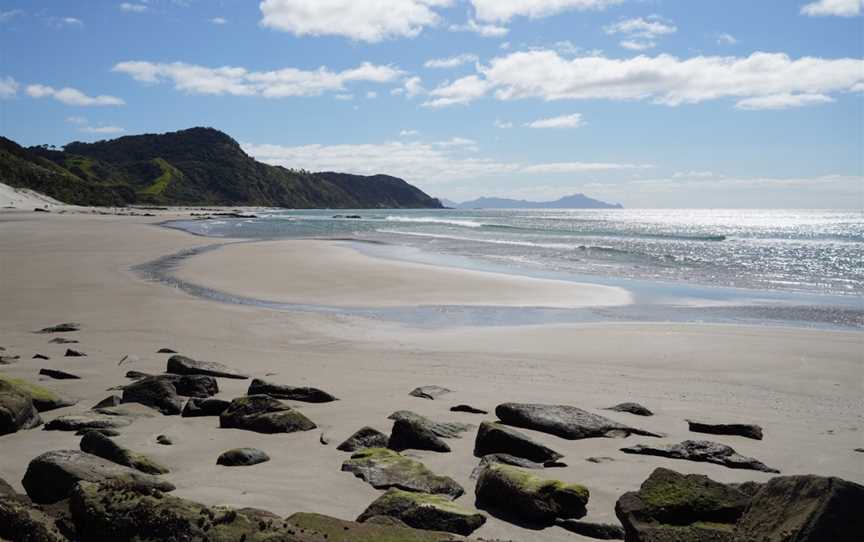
[209,17,228,25]
[0,9,24,23]
[0,76,19,99]
[423,75,491,107]
[365,91,378,99]
[259,0,453,42]
[619,40,655,51]
[470,0,624,22]
[399,129,420,136]
[605,16,676,50]
[735,93,835,110]
[716,33,737,45]
[113,60,403,98]
[26,84,125,106]
[494,119,514,128]
[449,18,509,37]
[424,53,479,69]
[526,112,585,128]
[65,116,124,134]
[800,0,862,17]
[334,93,354,100]
[521,162,651,173]
[119,2,148,13]
[48,17,84,28]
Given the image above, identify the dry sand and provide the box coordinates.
[0,211,862,542]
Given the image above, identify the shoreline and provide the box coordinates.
[1,210,862,542]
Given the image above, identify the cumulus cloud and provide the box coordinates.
[259,0,453,42]
[449,18,509,37]
[620,40,655,51]
[423,75,491,107]
[424,53,479,69]
[800,0,862,17]
[526,112,585,128]
[604,15,676,50]
[113,60,403,98]
[26,84,125,106]
[209,17,228,25]
[119,2,148,13]
[0,76,19,99]
[470,0,624,22]
[734,93,835,110]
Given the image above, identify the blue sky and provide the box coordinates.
[1,0,862,207]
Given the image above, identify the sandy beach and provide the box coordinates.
[1,210,862,542]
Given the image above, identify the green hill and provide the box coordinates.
[0,127,442,209]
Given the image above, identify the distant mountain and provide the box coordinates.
[451,193,622,209]
[0,127,442,209]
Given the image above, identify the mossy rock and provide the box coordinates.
[341,448,463,499]
[287,512,468,542]
[0,381,42,435]
[80,431,169,475]
[475,463,589,523]
[357,488,485,535]
[0,374,76,412]
[0,492,68,542]
[219,395,316,434]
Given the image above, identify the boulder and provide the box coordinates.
[496,403,662,440]
[733,475,864,541]
[341,448,464,499]
[473,421,563,463]
[156,435,172,445]
[0,481,68,542]
[357,488,486,535]
[337,426,389,452]
[475,463,589,523]
[409,385,451,400]
[388,410,472,438]
[80,431,169,474]
[0,381,42,435]
[606,402,653,416]
[64,349,85,357]
[121,377,182,415]
[287,511,474,542]
[44,413,132,432]
[687,420,763,440]
[181,397,230,417]
[388,418,451,453]
[470,453,565,479]
[173,374,218,398]
[1,376,78,412]
[216,448,270,467]
[38,368,81,380]
[621,440,779,473]
[615,467,750,542]
[36,323,80,333]
[219,395,316,434]
[22,450,175,504]
[450,404,487,414]
[247,378,337,403]
[166,355,248,379]
[93,395,121,409]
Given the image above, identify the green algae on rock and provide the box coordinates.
[357,488,486,535]
[341,448,464,499]
[475,463,589,523]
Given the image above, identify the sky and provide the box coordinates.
[0,0,862,208]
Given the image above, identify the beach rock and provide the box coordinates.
[733,474,864,541]
[357,488,486,535]
[474,420,564,463]
[38,368,81,380]
[450,404,488,414]
[470,453,565,480]
[606,402,653,416]
[615,467,749,542]
[288,511,473,542]
[219,394,316,434]
[48,337,77,344]
[496,402,663,440]
[94,403,158,419]
[388,410,473,438]
[75,428,120,437]
[475,463,589,523]
[319,433,330,445]
[121,377,182,415]
[166,354,248,379]
[32,353,50,360]
[36,323,80,333]
[64,349,85,357]
[557,519,625,539]
[44,413,132,432]
[687,420,763,440]
[621,440,779,473]
[181,397,230,417]
[22,450,175,504]
[0,374,76,412]
[247,378,337,403]
[389,418,451,452]
[855,448,864,453]
[124,370,152,380]
[341,448,464,499]
[93,395,121,409]
[409,385,451,400]
[80,431,168,474]
[0,382,42,435]
[337,426,390,452]
[156,435,172,445]
[173,374,218,398]
[586,456,616,464]
[0,483,69,542]
[0,355,20,364]
[156,348,176,354]
[216,448,270,467]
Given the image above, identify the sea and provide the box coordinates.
[160,209,864,330]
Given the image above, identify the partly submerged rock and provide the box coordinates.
[687,420,763,440]
[409,385,451,400]
[22,450,175,504]
[0,374,75,412]
[341,448,464,499]
[475,463,589,523]
[357,488,486,535]
[450,404,488,414]
[219,395,316,434]
[181,397,230,417]
[496,402,662,440]
[166,354,248,379]
[247,378,337,403]
[121,377,182,415]
[337,426,390,452]
[733,474,864,542]
[621,440,779,473]
[388,410,472,439]
[80,431,168,475]
[217,448,270,467]
[473,420,563,463]
[38,368,81,380]
[0,381,42,435]
[606,402,653,416]
[388,418,451,453]
[615,467,749,542]
[44,413,132,432]
[36,323,80,333]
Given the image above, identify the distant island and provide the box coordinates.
[444,193,623,209]
[0,127,442,209]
